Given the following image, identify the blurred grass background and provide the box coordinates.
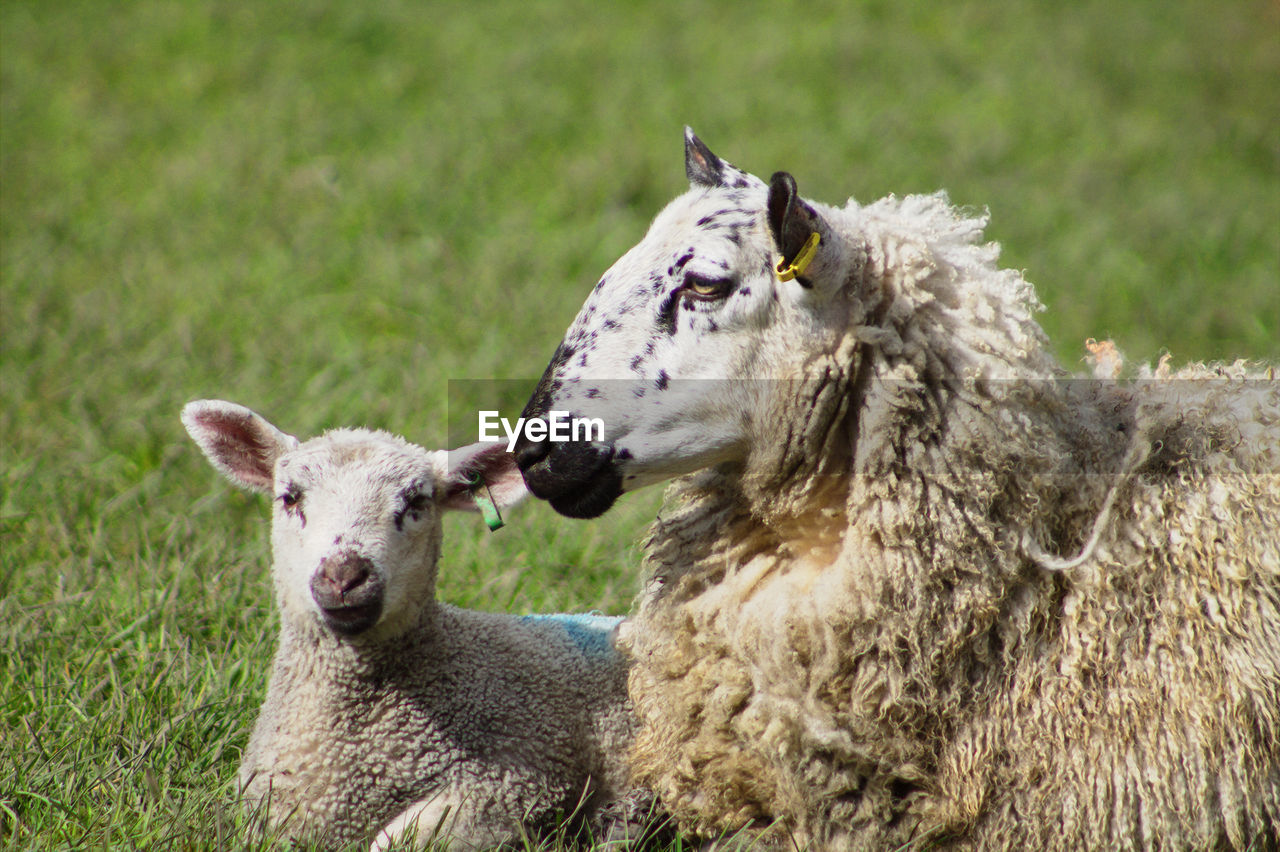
[2,0,1276,847]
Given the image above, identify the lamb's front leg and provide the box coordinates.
[370,790,517,852]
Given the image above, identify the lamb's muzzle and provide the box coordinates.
[309,552,383,635]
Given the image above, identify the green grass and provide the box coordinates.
[2,0,1276,848]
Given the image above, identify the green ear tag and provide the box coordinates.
[465,471,504,532]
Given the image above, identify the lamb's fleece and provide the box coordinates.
[621,194,1280,850]
[245,606,637,848]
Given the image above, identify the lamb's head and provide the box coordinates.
[183,400,524,639]
[516,129,868,518]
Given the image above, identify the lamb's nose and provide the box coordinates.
[315,553,373,600]
[310,552,384,636]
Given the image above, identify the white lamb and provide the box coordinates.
[512,131,1279,850]
[182,399,651,851]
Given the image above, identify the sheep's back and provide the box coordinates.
[624,365,1280,850]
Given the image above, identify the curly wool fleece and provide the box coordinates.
[618,194,1279,851]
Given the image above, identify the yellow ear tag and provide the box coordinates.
[775,232,821,282]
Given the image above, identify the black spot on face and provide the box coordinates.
[603,318,619,330]
[586,388,600,399]
[521,343,575,421]
[616,448,633,461]
[657,289,680,335]
[696,209,730,227]
[655,370,669,390]
[630,355,645,372]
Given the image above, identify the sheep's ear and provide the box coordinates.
[684,127,757,190]
[767,171,834,292]
[182,400,299,494]
[436,441,528,513]
[685,127,727,188]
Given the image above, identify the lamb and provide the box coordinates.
[182,399,653,851]
[512,130,1280,850]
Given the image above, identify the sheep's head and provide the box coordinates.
[516,129,865,518]
[183,400,525,640]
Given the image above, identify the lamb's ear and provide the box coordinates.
[767,171,834,291]
[435,441,528,513]
[182,400,299,494]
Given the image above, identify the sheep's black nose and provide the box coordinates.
[513,433,551,472]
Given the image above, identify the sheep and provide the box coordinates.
[182,399,657,851]
[512,129,1280,850]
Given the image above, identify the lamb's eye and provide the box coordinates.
[682,273,733,301]
[395,491,430,530]
[278,488,304,519]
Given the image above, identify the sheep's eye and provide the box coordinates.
[682,272,734,301]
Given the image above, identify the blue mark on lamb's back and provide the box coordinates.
[520,613,622,657]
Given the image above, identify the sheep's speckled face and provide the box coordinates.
[516,130,854,518]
